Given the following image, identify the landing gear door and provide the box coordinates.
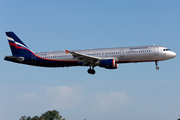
[120,50,124,57]
[154,47,159,55]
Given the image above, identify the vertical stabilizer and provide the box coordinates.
[6,32,33,56]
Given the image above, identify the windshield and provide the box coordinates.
[163,49,171,51]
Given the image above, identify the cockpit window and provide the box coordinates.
[163,49,171,51]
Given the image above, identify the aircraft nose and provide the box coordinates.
[171,51,176,58]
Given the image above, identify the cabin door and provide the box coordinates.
[154,47,159,55]
[120,50,124,57]
[31,55,36,63]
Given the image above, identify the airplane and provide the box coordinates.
[4,32,176,75]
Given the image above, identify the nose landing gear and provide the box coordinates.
[155,61,159,70]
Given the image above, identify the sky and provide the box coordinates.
[0,0,180,120]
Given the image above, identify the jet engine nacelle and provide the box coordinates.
[105,63,118,69]
[98,59,118,69]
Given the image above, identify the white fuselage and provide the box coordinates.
[35,45,176,64]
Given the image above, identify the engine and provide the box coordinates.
[98,59,118,69]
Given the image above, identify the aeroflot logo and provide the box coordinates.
[7,36,28,49]
[7,36,14,41]
[129,47,148,50]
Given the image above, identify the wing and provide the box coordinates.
[65,50,102,66]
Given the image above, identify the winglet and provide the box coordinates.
[65,49,70,54]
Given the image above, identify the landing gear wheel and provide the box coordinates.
[88,69,92,74]
[87,68,96,75]
[91,69,95,74]
[156,66,159,70]
[155,61,159,70]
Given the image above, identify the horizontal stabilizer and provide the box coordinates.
[4,56,24,62]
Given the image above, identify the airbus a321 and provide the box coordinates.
[4,32,176,75]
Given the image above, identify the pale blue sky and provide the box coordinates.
[0,1,180,120]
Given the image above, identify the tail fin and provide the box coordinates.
[6,32,33,56]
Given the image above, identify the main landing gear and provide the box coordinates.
[155,61,159,70]
[87,66,95,75]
